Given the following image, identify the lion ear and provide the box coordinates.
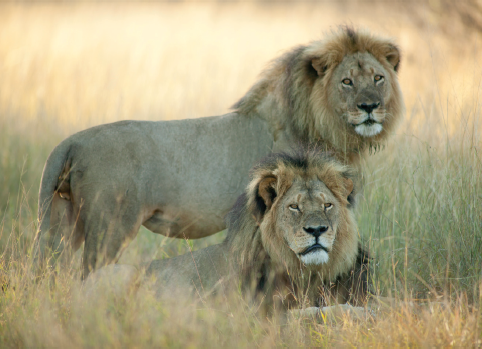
[253,175,277,222]
[311,56,329,77]
[343,178,354,202]
[385,44,401,72]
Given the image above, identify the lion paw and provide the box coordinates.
[290,304,374,324]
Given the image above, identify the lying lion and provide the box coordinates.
[86,148,372,320]
[36,26,403,278]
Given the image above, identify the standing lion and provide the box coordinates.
[35,26,403,278]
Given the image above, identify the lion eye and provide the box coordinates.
[289,204,300,211]
[342,78,353,86]
[374,75,384,82]
[324,203,333,210]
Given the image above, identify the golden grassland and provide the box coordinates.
[0,2,481,347]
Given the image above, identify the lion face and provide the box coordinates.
[248,151,357,271]
[277,178,344,266]
[331,52,393,138]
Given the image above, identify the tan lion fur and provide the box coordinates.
[146,148,371,314]
[36,26,401,278]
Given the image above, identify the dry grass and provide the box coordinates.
[0,2,481,347]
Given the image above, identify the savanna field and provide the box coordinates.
[1,1,482,346]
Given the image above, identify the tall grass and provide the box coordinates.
[0,2,481,347]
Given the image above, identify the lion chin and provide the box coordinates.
[354,122,383,137]
[300,249,329,266]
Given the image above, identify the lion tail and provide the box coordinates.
[33,139,74,265]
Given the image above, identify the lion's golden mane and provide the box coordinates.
[233,26,404,155]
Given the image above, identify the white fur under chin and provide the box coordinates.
[354,123,383,137]
[300,250,329,265]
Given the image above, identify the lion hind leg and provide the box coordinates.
[82,207,144,280]
[47,193,85,269]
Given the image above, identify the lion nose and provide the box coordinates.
[303,225,328,238]
[357,102,380,114]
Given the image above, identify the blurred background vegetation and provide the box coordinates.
[0,1,481,346]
